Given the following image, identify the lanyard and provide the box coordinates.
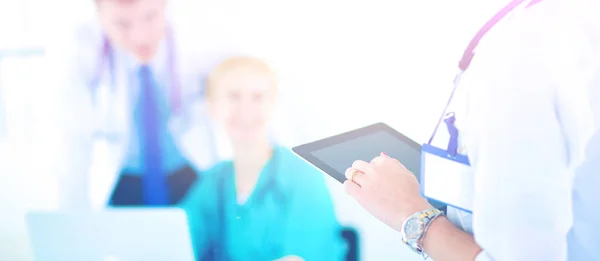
[90,28,182,113]
[426,0,543,156]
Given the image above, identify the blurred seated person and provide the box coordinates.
[181,57,345,261]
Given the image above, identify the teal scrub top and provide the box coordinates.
[181,146,346,261]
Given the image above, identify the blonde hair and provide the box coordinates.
[206,56,277,97]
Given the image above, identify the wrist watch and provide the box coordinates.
[400,208,443,258]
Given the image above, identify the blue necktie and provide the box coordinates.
[138,66,169,205]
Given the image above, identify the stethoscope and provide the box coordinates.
[88,27,220,164]
[90,28,181,112]
[89,28,181,143]
[210,147,287,260]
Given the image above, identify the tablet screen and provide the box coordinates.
[310,131,422,177]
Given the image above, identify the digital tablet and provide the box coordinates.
[292,122,446,210]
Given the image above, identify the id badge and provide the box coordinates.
[416,0,544,216]
[421,144,474,213]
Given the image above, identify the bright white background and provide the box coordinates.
[0,0,510,260]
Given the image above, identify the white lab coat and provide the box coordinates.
[432,0,600,260]
[49,16,239,210]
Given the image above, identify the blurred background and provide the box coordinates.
[0,0,511,260]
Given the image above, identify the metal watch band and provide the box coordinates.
[417,209,443,257]
[401,208,444,258]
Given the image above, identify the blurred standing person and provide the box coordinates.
[50,0,234,209]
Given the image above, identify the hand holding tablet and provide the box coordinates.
[343,152,434,230]
[292,123,446,211]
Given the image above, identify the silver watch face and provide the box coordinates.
[404,217,425,240]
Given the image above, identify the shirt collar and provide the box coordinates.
[114,37,169,76]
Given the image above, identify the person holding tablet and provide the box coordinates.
[342,1,600,260]
[181,56,345,261]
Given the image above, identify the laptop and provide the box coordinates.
[26,208,195,261]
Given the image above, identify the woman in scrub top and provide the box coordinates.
[181,57,346,261]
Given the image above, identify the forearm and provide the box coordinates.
[422,216,482,261]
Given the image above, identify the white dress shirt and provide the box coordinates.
[437,0,600,260]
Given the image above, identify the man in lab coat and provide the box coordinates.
[51,0,239,209]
